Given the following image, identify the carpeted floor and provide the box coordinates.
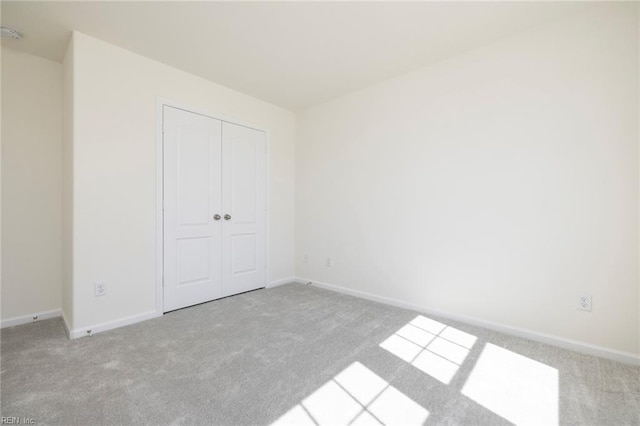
[1,283,639,425]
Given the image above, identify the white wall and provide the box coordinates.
[1,37,3,324]
[67,32,295,332]
[61,36,74,328]
[1,47,62,321]
[296,3,639,356]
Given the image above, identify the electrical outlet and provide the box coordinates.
[577,294,592,311]
[95,281,107,297]
[326,257,332,267]
[304,254,309,264]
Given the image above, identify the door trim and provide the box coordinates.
[155,97,270,315]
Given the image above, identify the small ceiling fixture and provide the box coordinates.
[1,27,23,40]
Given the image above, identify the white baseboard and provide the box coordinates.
[298,277,640,366]
[1,309,62,328]
[267,277,297,288]
[68,310,162,339]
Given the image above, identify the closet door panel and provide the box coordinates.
[163,106,223,312]
[222,122,267,296]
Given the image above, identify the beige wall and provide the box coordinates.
[1,47,62,321]
[67,32,295,332]
[296,3,639,356]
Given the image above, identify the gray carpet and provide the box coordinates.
[1,283,639,425]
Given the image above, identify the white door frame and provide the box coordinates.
[155,97,270,315]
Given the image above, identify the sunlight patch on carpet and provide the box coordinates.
[461,343,559,426]
[380,315,477,384]
[271,361,429,426]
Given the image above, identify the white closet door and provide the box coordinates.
[221,122,267,297]
[163,106,223,312]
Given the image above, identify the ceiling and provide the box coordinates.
[1,1,589,111]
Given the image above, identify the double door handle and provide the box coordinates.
[213,214,231,221]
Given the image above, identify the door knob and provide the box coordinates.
[224,214,231,220]
[213,214,221,221]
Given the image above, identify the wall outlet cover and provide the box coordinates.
[577,293,592,311]
[95,281,107,297]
